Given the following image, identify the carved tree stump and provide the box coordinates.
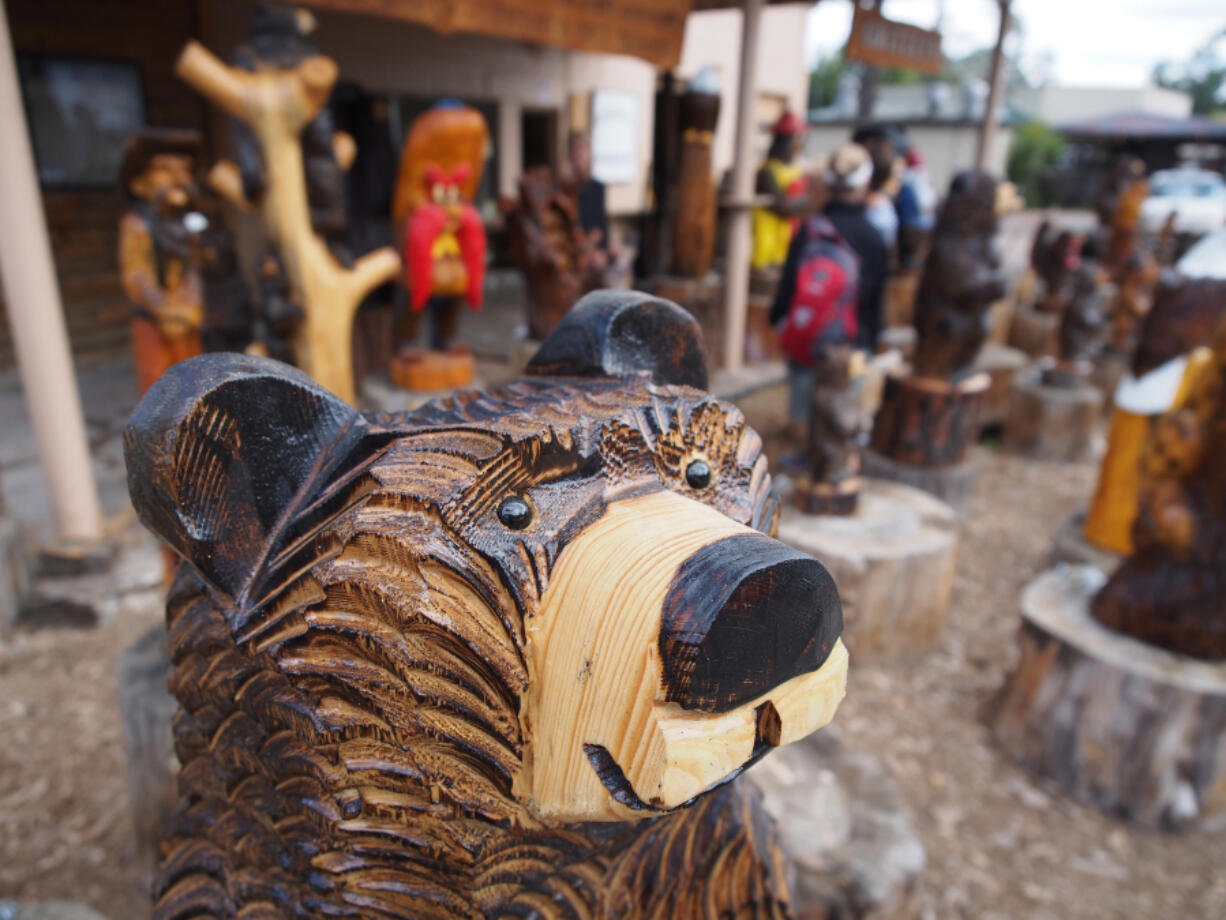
[972,343,1028,430]
[1006,302,1060,358]
[989,566,1226,831]
[869,372,989,467]
[1003,367,1102,461]
[778,479,958,661]
[116,625,177,864]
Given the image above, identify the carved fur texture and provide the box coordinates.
[134,335,815,918]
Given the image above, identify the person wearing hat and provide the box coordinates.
[791,142,889,353]
[117,128,207,395]
[752,110,808,271]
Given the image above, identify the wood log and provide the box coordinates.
[115,625,177,865]
[1006,302,1060,358]
[1002,366,1102,462]
[174,41,400,404]
[869,372,989,468]
[778,478,958,661]
[989,565,1226,830]
[971,342,1027,430]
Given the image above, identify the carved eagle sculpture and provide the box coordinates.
[125,291,848,919]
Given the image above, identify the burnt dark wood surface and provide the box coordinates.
[911,170,1008,382]
[1132,275,1226,378]
[125,292,845,918]
[869,372,988,468]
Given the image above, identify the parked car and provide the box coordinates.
[1139,168,1226,236]
[1176,227,1226,279]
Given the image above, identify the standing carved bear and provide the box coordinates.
[912,170,1018,381]
[125,292,848,918]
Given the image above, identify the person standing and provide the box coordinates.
[752,111,808,271]
[896,147,938,270]
[775,143,888,353]
[567,131,613,275]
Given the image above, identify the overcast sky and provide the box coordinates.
[805,0,1226,88]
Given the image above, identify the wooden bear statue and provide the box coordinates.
[125,292,848,918]
[911,170,1018,381]
[1091,316,1226,660]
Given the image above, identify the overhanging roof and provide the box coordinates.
[302,0,815,70]
[1057,109,1226,142]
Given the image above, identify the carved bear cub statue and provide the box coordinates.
[125,291,848,919]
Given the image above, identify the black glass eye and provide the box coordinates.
[497,495,533,530]
[685,459,712,490]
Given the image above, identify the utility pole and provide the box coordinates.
[976,0,1010,171]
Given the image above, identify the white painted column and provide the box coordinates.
[721,0,763,372]
[498,97,521,199]
[0,0,104,542]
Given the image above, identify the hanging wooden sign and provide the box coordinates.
[845,7,943,75]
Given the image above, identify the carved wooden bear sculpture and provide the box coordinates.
[911,170,1017,381]
[125,292,848,918]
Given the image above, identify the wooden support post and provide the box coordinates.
[975,0,1010,171]
[0,0,103,543]
[175,41,400,404]
[721,0,764,372]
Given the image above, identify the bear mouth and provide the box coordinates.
[582,700,782,814]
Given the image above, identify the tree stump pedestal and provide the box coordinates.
[989,565,1226,831]
[778,478,958,661]
[865,372,988,513]
[748,729,924,920]
[1003,366,1103,461]
[1050,509,1122,575]
[116,625,177,864]
[646,273,725,370]
[1006,303,1059,358]
[972,342,1028,431]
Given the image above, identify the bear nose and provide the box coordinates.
[659,533,842,713]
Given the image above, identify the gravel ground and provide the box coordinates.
[1,446,1224,918]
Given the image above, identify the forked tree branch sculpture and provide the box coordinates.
[176,40,401,404]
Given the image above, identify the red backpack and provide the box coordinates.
[776,216,860,366]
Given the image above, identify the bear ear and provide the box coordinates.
[124,353,370,605]
[525,290,709,390]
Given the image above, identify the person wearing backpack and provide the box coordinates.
[771,143,882,445]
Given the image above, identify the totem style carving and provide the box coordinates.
[672,71,720,279]
[118,129,207,396]
[391,102,489,361]
[504,168,604,341]
[124,292,848,919]
[176,13,400,404]
[1105,160,1149,283]
[798,347,869,516]
[911,170,1019,381]
[1092,316,1226,660]
[1029,220,1080,315]
[752,111,806,272]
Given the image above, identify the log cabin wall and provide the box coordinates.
[0,0,210,368]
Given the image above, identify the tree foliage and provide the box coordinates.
[1153,29,1226,116]
[1006,121,1065,207]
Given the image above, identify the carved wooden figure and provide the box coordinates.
[391,103,488,366]
[124,291,848,919]
[1029,220,1080,315]
[504,167,604,341]
[672,72,720,279]
[799,347,868,516]
[118,129,207,396]
[1048,235,1110,385]
[175,28,399,405]
[1105,161,1149,283]
[911,171,1017,381]
[1091,316,1226,659]
[1110,249,1159,354]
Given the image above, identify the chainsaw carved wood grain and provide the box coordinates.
[125,291,847,918]
[175,39,400,403]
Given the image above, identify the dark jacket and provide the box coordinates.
[770,201,888,351]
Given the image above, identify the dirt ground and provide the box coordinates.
[1,446,1224,918]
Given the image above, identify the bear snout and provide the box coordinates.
[659,533,843,714]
